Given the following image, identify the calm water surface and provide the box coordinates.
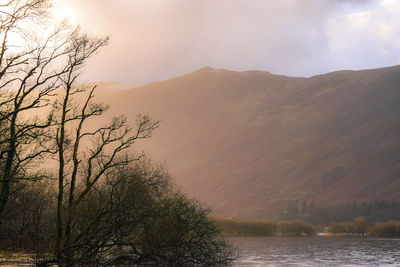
[230,236,400,266]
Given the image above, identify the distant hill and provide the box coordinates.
[95,65,400,219]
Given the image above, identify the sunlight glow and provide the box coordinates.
[51,0,79,25]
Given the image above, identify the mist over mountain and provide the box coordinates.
[95,65,400,219]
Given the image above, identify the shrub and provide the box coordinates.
[368,221,400,237]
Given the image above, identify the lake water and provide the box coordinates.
[230,236,400,266]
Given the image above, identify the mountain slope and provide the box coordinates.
[96,66,400,218]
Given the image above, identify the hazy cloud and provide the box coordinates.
[52,0,400,83]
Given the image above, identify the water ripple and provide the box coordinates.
[230,237,400,266]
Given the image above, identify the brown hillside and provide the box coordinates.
[95,66,400,219]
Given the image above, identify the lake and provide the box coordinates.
[230,236,400,266]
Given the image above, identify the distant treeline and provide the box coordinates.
[214,217,400,238]
[280,199,400,226]
[213,218,316,237]
[326,217,400,237]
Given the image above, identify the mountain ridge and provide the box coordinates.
[95,65,400,219]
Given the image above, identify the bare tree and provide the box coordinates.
[0,0,75,222]
[52,31,159,264]
[52,30,110,259]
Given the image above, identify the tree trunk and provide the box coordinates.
[0,113,17,223]
[55,87,70,261]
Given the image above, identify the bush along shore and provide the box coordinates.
[214,217,400,238]
[326,217,400,237]
[213,218,317,236]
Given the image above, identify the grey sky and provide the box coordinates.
[53,0,400,84]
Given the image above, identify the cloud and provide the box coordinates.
[52,0,400,83]
[326,0,400,70]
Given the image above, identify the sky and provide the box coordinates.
[52,0,400,84]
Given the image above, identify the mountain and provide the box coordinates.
[95,65,400,219]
